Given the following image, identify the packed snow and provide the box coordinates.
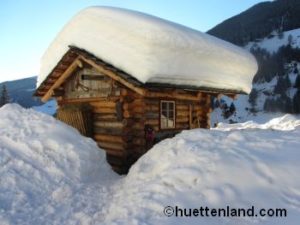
[38,6,257,93]
[0,103,299,224]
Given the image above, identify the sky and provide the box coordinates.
[0,0,267,83]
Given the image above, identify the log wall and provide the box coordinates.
[121,88,146,166]
[89,99,128,173]
[58,75,212,174]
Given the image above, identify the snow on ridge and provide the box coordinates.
[38,6,257,93]
[245,28,300,54]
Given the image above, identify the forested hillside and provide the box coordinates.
[208,0,300,46]
[209,0,300,115]
[0,77,42,108]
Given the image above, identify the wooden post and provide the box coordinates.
[189,104,193,129]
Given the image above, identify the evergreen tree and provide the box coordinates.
[229,102,236,114]
[273,75,291,94]
[280,92,293,113]
[293,90,300,114]
[248,88,258,108]
[0,84,10,107]
[264,97,275,112]
[288,34,293,46]
[294,75,300,88]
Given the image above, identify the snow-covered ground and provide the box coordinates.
[0,104,300,224]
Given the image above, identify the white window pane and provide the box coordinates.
[161,118,167,128]
[160,101,175,129]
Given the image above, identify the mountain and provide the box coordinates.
[0,76,43,108]
[208,0,300,118]
[208,0,300,46]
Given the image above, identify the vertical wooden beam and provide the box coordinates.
[189,104,193,129]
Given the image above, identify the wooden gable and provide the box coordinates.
[35,46,145,102]
[63,67,121,99]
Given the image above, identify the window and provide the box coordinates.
[160,100,175,129]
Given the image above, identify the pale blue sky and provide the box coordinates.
[0,0,267,82]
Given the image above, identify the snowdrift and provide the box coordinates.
[103,115,300,225]
[1,104,299,225]
[0,104,116,225]
[38,7,257,93]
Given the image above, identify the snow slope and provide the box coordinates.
[38,6,257,93]
[212,28,300,124]
[245,28,300,54]
[1,104,299,224]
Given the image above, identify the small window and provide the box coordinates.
[160,100,175,129]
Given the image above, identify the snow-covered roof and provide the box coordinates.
[38,6,258,93]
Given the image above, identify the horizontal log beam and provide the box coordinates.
[145,119,159,126]
[94,121,124,128]
[94,113,118,120]
[145,112,159,119]
[97,141,125,151]
[90,101,117,108]
[60,96,119,104]
[94,134,124,144]
[94,127,124,136]
[105,148,126,157]
[176,105,189,111]
[145,91,200,101]
[93,107,116,114]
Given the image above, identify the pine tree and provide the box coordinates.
[288,34,293,46]
[274,75,291,94]
[293,90,300,114]
[0,84,10,107]
[248,88,258,108]
[294,75,300,88]
[229,102,236,114]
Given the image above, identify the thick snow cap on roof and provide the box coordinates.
[38,6,258,93]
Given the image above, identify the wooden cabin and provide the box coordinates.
[35,46,242,174]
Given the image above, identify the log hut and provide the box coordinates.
[35,7,257,173]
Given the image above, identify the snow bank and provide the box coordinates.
[103,115,300,225]
[0,104,116,224]
[38,6,257,93]
[1,104,299,225]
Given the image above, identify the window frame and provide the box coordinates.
[160,100,176,130]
